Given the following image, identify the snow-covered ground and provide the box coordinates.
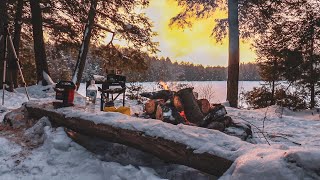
[0,82,320,180]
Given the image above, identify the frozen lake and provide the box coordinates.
[138,81,262,106]
[79,81,263,107]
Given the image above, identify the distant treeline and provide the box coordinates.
[125,57,261,82]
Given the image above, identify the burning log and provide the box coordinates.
[197,99,211,115]
[145,99,165,116]
[173,95,184,112]
[176,88,204,124]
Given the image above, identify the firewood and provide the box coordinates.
[156,104,186,125]
[173,95,184,112]
[140,90,174,101]
[199,104,227,127]
[155,104,164,121]
[207,122,225,131]
[145,99,165,115]
[177,88,204,124]
[197,99,211,115]
[223,116,233,127]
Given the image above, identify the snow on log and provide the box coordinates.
[25,101,253,176]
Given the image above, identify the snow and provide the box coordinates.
[1,82,320,179]
[0,127,162,180]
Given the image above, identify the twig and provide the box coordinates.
[265,133,301,146]
[230,115,271,145]
[262,106,269,133]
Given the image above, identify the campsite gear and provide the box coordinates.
[99,74,126,111]
[104,106,131,116]
[0,24,30,105]
[86,80,98,103]
[85,96,95,112]
[55,81,76,106]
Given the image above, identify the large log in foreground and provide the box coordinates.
[25,102,235,176]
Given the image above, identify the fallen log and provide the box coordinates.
[25,101,234,176]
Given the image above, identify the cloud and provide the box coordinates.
[145,0,256,66]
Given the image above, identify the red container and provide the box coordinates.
[55,81,76,106]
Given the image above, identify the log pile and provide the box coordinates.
[141,87,234,132]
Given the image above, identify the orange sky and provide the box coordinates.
[144,0,256,67]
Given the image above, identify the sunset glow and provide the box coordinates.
[145,0,257,66]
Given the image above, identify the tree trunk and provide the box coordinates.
[72,0,98,89]
[0,0,8,88]
[271,80,275,105]
[8,0,23,89]
[308,12,315,109]
[30,0,50,85]
[227,0,240,108]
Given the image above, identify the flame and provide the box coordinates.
[159,81,169,90]
[179,111,190,124]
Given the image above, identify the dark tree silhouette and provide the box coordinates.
[29,0,50,85]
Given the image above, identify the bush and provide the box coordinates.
[126,82,143,101]
[244,86,307,110]
[243,86,273,109]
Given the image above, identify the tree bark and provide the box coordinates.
[227,0,240,108]
[270,59,277,105]
[25,102,233,176]
[72,0,98,89]
[30,0,50,85]
[307,11,315,109]
[0,0,8,88]
[8,0,24,89]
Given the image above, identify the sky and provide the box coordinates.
[144,0,257,67]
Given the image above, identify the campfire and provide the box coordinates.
[141,82,234,132]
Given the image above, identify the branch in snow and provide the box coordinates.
[43,71,55,85]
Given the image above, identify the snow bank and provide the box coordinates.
[0,127,163,180]
[221,147,320,180]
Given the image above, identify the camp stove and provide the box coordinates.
[54,81,76,107]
